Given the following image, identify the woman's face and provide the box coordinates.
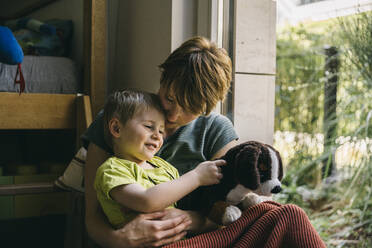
[158,86,199,132]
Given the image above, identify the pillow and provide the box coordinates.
[11,19,73,57]
[55,147,87,192]
[6,17,56,35]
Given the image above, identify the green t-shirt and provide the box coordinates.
[94,156,179,228]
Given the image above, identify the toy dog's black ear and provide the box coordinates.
[276,149,284,181]
[235,144,261,190]
[267,144,284,181]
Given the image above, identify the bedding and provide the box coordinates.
[8,19,73,57]
[0,55,81,94]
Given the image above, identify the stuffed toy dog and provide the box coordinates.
[178,141,283,225]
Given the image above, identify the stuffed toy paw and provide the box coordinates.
[241,193,266,209]
[222,205,242,225]
[208,201,242,225]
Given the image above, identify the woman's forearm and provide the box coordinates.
[85,207,127,248]
[85,143,122,247]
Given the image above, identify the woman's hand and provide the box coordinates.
[113,210,191,247]
[160,208,218,235]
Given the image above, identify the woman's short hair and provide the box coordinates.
[159,36,232,115]
[103,89,165,148]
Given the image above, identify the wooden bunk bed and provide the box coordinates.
[0,93,92,192]
[0,0,107,247]
[0,0,106,116]
[0,0,106,181]
[0,93,95,246]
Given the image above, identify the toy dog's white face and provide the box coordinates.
[253,146,282,196]
[225,143,283,205]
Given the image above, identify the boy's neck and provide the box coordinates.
[113,150,155,169]
[113,147,154,168]
[139,161,155,169]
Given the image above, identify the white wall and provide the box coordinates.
[233,0,276,144]
[110,0,171,94]
[109,0,197,94]
[30,0,84,71]
[171,0,197,50]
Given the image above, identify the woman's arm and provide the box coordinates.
[110,160,225,213]
[211,139,240,160]
[85,143,118,247]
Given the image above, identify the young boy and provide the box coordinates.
[94,89,224,228]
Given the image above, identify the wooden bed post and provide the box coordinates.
[76,95,93,149]
[84,0,107,118]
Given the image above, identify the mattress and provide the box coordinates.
[0,55,81,94]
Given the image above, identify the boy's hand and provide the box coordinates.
[194,159,225,186]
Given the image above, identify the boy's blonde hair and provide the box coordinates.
[103,89,165,149]
[159,36,232,115]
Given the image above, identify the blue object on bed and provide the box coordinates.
[0,26,24,65]
[0,26,25,93]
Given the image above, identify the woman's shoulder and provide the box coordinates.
[197,112,230,122]
[172,112,234,140]
[192,112,233,129]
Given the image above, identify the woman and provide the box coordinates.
[83,36,325,248]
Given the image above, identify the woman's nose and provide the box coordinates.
[166,106,181,122]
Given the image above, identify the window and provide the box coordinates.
[300,0,327,5]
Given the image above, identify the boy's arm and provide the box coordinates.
[110,160,225,213]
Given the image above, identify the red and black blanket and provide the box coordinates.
[165,201,326,248]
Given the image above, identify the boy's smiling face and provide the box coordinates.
[113,106,165,164]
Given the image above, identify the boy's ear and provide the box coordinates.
[108,118,122,138]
